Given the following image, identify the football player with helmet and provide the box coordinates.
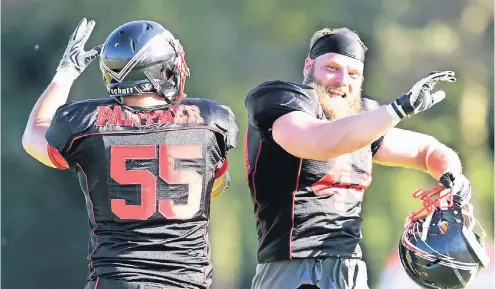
[22,18,238,289]
[244,27,475,289]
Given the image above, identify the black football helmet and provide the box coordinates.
[99,20,190,103]
[399,185,490,289]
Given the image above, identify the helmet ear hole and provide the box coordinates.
[160,66,174,81]
[166,68,174,80]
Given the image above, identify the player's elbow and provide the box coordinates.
[22,125,40,152]
[424,137,460,172]
[422,135,442,162]
[22,131,36,157]
[22,135,42,163]
[21,127,56,168]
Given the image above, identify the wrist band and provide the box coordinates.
[52,71,76,85]
[386,103,402,125]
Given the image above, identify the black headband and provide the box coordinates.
[309,33,366,63]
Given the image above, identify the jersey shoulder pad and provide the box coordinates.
[45,98,114,153]
[361,93,385,155]
[245,80,320,132]
[181,98,239,151]
[361,93,383,111]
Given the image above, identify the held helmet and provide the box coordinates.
[398,185,490,289]
[99,20,190,103]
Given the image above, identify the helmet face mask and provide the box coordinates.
[99,20,190,104]
[399,187,490,289]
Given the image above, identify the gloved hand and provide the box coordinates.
[387,71,456,121]
[55,18,101,82]
[439,171,472,206]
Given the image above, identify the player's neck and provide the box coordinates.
[122,93,169,107]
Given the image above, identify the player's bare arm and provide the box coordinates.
[372,127,471,204]
[272,71,456,161]
[272,106,394,160]
[22,18,100,168]
[22,81,72,167]
[372,128,461,179]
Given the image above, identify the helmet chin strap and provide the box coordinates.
[421,209,435,242]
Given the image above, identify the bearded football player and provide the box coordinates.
[244,27,473,289]
[22,18,238,289]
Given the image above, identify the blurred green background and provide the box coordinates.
[2,0,493,288]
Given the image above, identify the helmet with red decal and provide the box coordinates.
[99,20,190,104]
[398,185,490,289]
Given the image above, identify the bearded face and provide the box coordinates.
[303,53,364,120]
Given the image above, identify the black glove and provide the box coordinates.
[388,71,456,121]
[439,172,472,206]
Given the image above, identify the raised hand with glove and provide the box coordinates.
[22,18,101,168]
[53,18,101,84]
[386,70,456,124]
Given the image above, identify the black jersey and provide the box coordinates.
[244,80,383,263]
[45,97,238,288]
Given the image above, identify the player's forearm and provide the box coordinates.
[30,82,72,123]
[22,75,73,156]
[425,141,462,181]
[313,105,396,159]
